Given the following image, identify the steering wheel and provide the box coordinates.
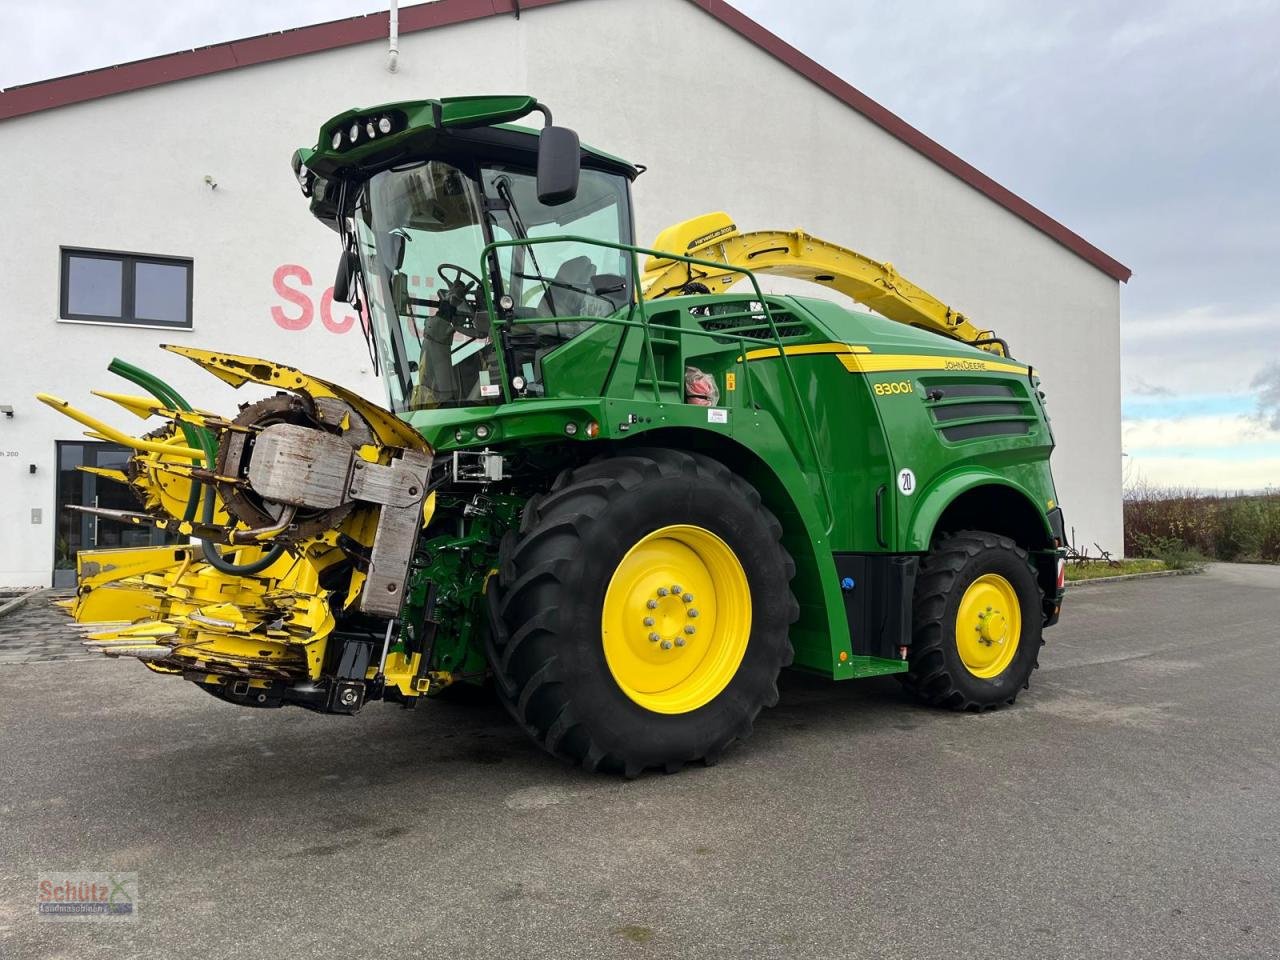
[434,263,488,338]
[437,263,482,305]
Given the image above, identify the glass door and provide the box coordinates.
[54,441,177,587]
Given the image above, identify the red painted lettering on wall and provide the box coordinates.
[270,263,359,335]
[320,286,356,334]
[271,264,314,330]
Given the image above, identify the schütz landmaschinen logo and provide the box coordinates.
[37,872,138,921]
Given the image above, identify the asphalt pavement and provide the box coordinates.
[1,564,1277,959]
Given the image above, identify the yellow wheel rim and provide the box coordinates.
[601,524,752,714]
[954,573,1022,679]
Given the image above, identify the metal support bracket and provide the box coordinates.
[359,449,433,616]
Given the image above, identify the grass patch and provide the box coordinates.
[1065,558,1169,582]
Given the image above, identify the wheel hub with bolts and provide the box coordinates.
[600,524,752,714]
[954,572,1022,679]
[643,582,698,650]
[977,606,1008,645]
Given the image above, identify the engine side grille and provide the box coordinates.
[696,305,810,344]
[923,377,1037,443]
[941,420,1031,442]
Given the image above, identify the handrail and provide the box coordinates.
[479,234,835,524]
[502,306,781,409]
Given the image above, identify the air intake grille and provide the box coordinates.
[924,378,1037,443]
[695,304,810,344]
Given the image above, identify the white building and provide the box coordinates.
[0,0,1129,587]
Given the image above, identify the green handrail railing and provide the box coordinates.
[479,235,834,524]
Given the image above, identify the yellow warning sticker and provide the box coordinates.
[726,372,737,391]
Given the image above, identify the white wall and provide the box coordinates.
[0,0,1122,585]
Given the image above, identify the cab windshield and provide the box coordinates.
[353,159,633,412]
[355,161,497,411]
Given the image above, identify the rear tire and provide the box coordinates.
[486,448,797,776]
[901,530,1043,710]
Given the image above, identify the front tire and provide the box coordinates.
[487,449,797,776]
[901,530,1043,710]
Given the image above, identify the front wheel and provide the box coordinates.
[901,530,1044,710]
[487,449,797,776]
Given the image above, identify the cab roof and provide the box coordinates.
[298,95,639,182]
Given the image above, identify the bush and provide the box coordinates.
[1124,486,1279,564]
[1215,497,1265,561]
[1260,502,1280,562]
[1129,534,1205,570]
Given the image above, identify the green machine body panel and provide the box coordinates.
[290,95,1064,686]
[401,287,1060,681]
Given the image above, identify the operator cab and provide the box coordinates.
[333,125,637,414]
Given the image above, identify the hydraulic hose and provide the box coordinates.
[108,358,209,522]
[199,501,285,576]
[108,359,286,575]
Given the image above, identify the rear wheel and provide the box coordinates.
[901,530,1043,710]
[487,449,797,776]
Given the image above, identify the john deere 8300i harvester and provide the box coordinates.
[42,96,1067,775]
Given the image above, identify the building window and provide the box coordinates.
[60,247,193,328]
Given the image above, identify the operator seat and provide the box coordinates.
[517,256,627,388]
[535,255,598,326]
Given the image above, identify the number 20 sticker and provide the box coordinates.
[897,468,916,495]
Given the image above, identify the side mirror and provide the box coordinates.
[385,229,409,271]
[333,249,359,304]
[537,126,581,206]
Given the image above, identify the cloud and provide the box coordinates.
[1123,413,1279,452]
[1125,455,1280,494]
[1126,375,1173,397]
[1122,411,1279,490]
[1254,362,1280,430]
[1121,303,1275,397]
[1122,302,1275,339]
[737,0,1280,306]
[1123,392,1256,421]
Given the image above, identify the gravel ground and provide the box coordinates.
[0,563,1276,959]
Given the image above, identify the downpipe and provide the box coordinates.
[387,0,399,72]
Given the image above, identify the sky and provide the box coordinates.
[2,0,1277,492]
